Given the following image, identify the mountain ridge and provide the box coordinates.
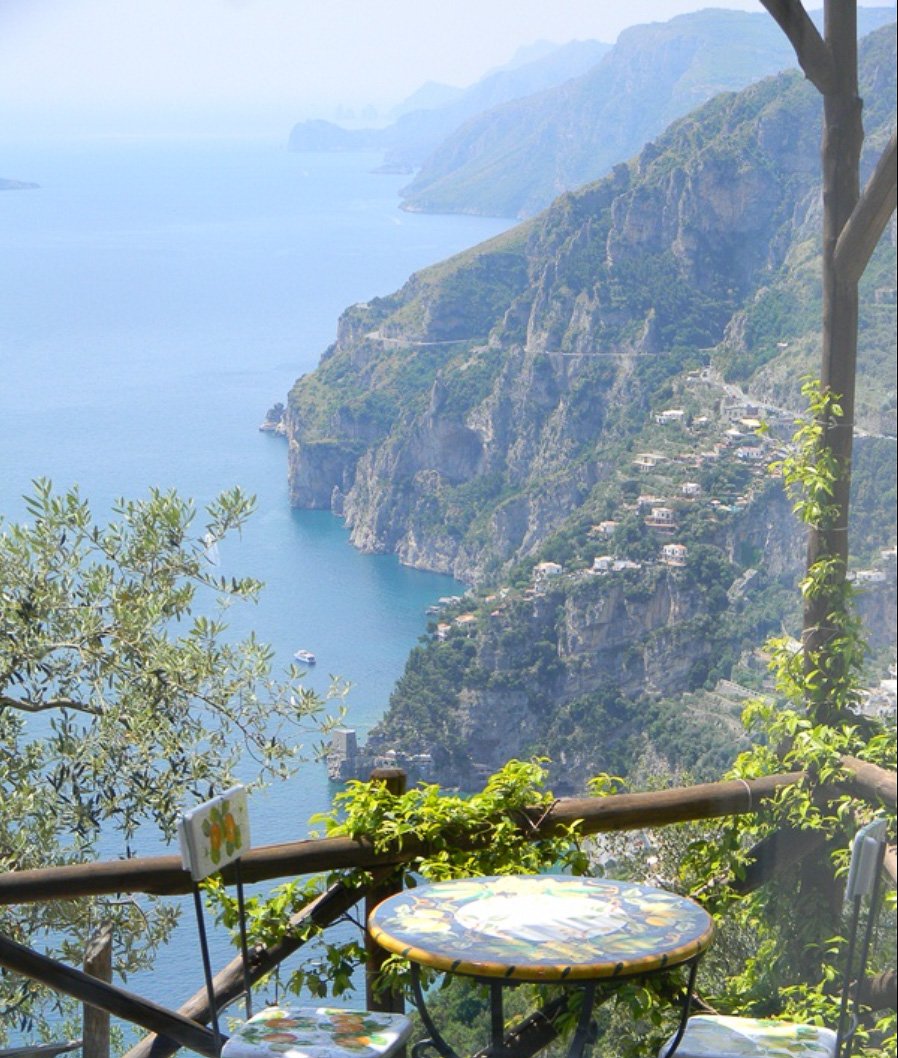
[399,6,897,217]
[288,38,610,167]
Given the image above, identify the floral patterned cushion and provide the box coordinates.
[661,1014,838,1058]
[220,1005,413,1058]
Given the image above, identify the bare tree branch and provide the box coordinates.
[759,0,837,94]
[834,129,898,284]
[0,695,95,716]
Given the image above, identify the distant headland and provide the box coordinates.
[0,178,39,191]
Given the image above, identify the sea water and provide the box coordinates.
[0,136,511,1024]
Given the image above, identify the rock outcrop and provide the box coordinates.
[283,27,896,790]
[287,61,846,581]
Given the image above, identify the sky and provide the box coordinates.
[0,0,885,139]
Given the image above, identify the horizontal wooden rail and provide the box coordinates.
[0,769,806,907]
[841,755,898,809]
[0,1045,81,1058]
[8,756,892,909]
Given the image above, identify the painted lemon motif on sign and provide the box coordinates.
[202,798,242,865]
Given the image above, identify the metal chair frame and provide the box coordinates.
[178,785,412,1058]
[179,785,254,1051]
[658,817,890,1058]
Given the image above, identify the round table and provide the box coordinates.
[368,874,715,1057]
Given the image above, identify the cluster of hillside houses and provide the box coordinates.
[428,385,894,643]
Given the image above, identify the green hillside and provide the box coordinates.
[286,25,896,790]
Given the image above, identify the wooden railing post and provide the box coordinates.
[365,767,406,1014]
[82,922,113,1058]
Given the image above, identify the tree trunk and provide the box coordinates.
[802,0,863,727]
[795,0,865,981]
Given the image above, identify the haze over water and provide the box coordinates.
[0,135,511,1008]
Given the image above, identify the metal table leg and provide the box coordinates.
[410,963,462,1058]
[659,958,700,1058]
[566,982,597,1058]
[490,981,505,1052]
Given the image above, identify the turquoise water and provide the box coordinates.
[0,137,511,1019]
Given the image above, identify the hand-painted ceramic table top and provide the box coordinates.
[368,874,714,983]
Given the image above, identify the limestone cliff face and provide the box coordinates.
[556,575,711,698]
[364,563,741,789]
[286,68,826,584]
[288,31,895,792]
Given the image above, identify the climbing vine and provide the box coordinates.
[671,380,896,1056]
[769,377,868,724]
[210,758,587,1004]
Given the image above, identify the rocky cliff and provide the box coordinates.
[286,26,896,789]
[360,480,808,791]
[287,63,837,582]
[287,28,895,586]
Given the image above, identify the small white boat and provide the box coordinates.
[293,649,316,665]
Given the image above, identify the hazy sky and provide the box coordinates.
[0,1,878,138]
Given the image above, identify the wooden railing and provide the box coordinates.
[1,759,894,1058]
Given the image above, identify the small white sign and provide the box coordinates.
[178,785,251,881]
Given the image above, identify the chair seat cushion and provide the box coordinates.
[660,1014,838,1058]
[221,1005,413,1058]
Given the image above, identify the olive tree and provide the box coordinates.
[0,481,335,1039]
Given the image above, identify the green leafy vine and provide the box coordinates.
[672,379,896,1056]
[209,758,587,1004]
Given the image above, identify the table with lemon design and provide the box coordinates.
[368,874,715,1058]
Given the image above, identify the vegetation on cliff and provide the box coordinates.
[288,26,895,580]
[285,24,896,790]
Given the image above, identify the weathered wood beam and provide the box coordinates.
[729,826,829,895]
[840,755,898,809]
[758,0,837,94]
[833,129,898,284]
[0,770,805,906]
[0,1045,82,1058]
[0,838,398,906]
[365,769,407,1014]
[537,771,804,837]
[473,996,569,1058]
[82,923,113,1058]
[859,969,898,1012]
[0,932,218,1058]
[801,0,862,731]
[2,762,892,910]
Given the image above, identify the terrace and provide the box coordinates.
[0,760,895,1057]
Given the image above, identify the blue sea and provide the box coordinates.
[0,136,511,1028]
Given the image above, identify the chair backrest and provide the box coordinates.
[179,786,251,882]
[844,819,887,902]
[836,818,888,1058]
[179,786,254,1052]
